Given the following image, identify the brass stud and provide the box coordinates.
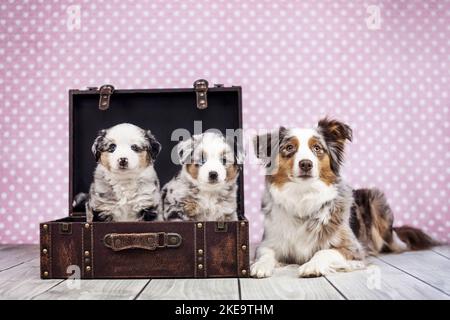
[84,223,90,229]
[198,264,203,270]
[85,266,91,272]
[242,269,247,275]
[240,221,246,227]
[84,250,90,257]
[198,249,203,255]
[43,224,48,230]
[197,223,203,229]
[241,245,247,251]
[42,248,48,254]
[43,271,49,277]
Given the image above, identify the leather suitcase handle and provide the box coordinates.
[103,232,182,251]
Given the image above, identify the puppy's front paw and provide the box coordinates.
[298,260,333,278]
[250,260,275,278]
[182,198,200,218]
[139,208,159,221]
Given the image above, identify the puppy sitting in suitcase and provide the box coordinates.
[162,132,241,221]
[77,123,163,222]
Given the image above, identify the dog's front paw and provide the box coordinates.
[298,260,333,278]
[182,198,200,218]
[139,209,159,221]
[250,260,275,278]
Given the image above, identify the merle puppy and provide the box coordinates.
[81,123,162,222]
[162,132,240,221]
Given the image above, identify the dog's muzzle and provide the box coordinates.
[118,157,128,169]
[208,171,218,183]
[298,159,313,177]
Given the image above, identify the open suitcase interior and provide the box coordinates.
[40,82,250,279]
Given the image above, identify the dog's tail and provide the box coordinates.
[392,226,439,251]
[72,192,89,211]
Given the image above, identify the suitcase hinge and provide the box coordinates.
[193,79,209,109]
[98,84,115,110]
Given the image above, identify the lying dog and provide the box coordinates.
[251,118,436,278]
[162,132,240,221]
[84,123,162,222]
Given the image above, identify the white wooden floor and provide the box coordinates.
[0,244,449,300]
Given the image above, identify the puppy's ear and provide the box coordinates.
[317,117,352,174]
[253,126,287,167]
[176,135,197,165]
[91,129,107,162]
[145,130,161,160]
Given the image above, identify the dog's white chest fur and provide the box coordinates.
[198,188,236,220]
[263,181,338,263]
[90,166,161,221]
[108,178,140,221]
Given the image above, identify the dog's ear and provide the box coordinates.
[176,135,199,165]
[91,129,107,162]
[253,127,287,167]
[145,130,161,160]
[317,117,352,174]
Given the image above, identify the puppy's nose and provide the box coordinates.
[299,160,313,172]
[208,171,218,181]
[118,157,128,167]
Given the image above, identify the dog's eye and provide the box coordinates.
[131,144,140,152]
[221,156,228,165]
[107,144,116,153]
[285,144,294,152]
[313,145,322,152]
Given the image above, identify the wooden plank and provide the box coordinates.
[34,279,150,300]
[378,250,450,295]
[240,265,344,300]
[0,245,38,271]
[432,245,450,259]
[325,257,448,300]
[137,279,239,300]
[0,258,63,300]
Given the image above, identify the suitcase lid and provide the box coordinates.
[69,80,244,217]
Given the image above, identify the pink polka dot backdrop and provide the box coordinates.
[0,0,449,244]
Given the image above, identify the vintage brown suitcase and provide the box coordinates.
[40,80,250,279]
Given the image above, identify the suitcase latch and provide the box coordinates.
[193,79,209,109]
[215,221,228,232]
[98,84,115,110]
[59,222,72,235]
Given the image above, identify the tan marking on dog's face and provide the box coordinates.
[308,137,336,185]
[186,164,199,179]
[100,152,111,170]
[138,150,150,168]
[226,164,239,182]
[269,137,299,187]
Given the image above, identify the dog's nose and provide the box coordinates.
[209,171,218,181]
[299,160,313,172]
[118,157,128,167]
